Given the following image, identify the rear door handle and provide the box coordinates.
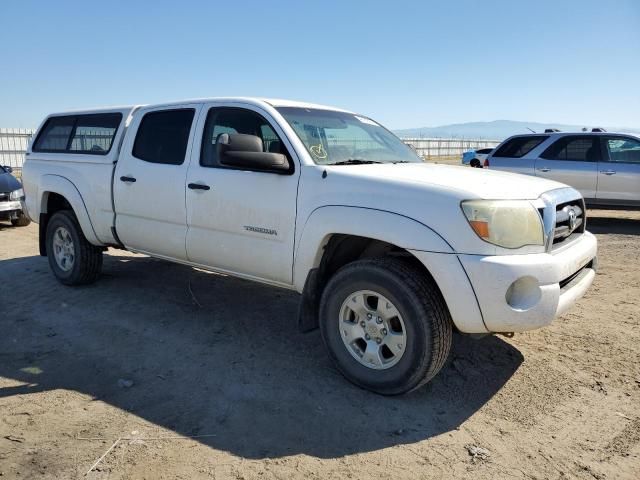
[188,183,210,191]
[120,176,137,183]
[600,170,616,175]
[538,167,550,172]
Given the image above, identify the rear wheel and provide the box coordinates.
[11,212,31,227]
[46,210,103,285]
[319,257,452,395]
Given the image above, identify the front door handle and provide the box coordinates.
[600,170,616,175]
[538,167,550,172]
[120,176,137,183]
[188,183,211,191]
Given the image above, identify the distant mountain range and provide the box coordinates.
[394,120,640,140]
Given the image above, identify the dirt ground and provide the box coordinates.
[0,210,639,480]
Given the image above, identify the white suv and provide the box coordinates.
[486,131,640,208]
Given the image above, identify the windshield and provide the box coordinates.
[276,107,421,165]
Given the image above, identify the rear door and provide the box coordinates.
[114,104,201,260]
[488,135,548,175]
[597,135,640,204]
[534,135,599,199]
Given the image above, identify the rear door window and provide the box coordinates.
[133,109,195,165]
[492,136,549,158]
[540,136,599,161]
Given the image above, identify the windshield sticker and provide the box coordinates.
[355,116,379,126]
[310,143,327,159]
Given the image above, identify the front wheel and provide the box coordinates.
[319,258,452,395]
[46,210,103,285]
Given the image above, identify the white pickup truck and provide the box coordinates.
[22,98,597,394]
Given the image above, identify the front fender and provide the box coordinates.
[293,205,453,291]
[39,175,102,246]
[293,205,488,333]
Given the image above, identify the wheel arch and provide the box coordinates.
[294,206,456,332]
[293,206,453,292]
[38,175,102,255]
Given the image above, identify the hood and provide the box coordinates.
[326,162,566,200]
[0,170,21,193]
[300,162,578,256]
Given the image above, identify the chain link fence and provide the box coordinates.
[0,128,35,173]
[403,137,500,161]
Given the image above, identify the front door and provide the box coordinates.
[185,105,300,285]
[597,135,640,204]
[114,105,200,260]
[534,135,599,199]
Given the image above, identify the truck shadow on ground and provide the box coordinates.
[0,253,523,459]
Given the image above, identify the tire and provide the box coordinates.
[469,158,481,168]
[11,212,31,227]
[45,210,103,285]
[319,257,452,395]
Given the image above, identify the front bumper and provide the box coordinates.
[458,231,597,332]
[0,200,22,220]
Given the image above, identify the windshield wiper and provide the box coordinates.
[326,159,382,166]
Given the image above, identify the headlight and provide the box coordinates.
[9,188,24,200]
[461,200,544,249]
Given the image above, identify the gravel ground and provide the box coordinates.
[0,210,639,479]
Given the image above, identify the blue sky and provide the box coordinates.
[1,0,638,129]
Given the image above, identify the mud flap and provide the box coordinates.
[39,213,47,256]
[298,268,321,332]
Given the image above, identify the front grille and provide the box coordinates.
[538,189,587,251]
[0,192,8,202]
[553,199,586,246]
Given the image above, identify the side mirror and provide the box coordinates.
[217,133,290,173]
[3,165,13,173]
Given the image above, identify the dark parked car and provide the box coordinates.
[0,165,30,226]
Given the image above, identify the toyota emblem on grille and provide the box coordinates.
[567,207,577,232]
